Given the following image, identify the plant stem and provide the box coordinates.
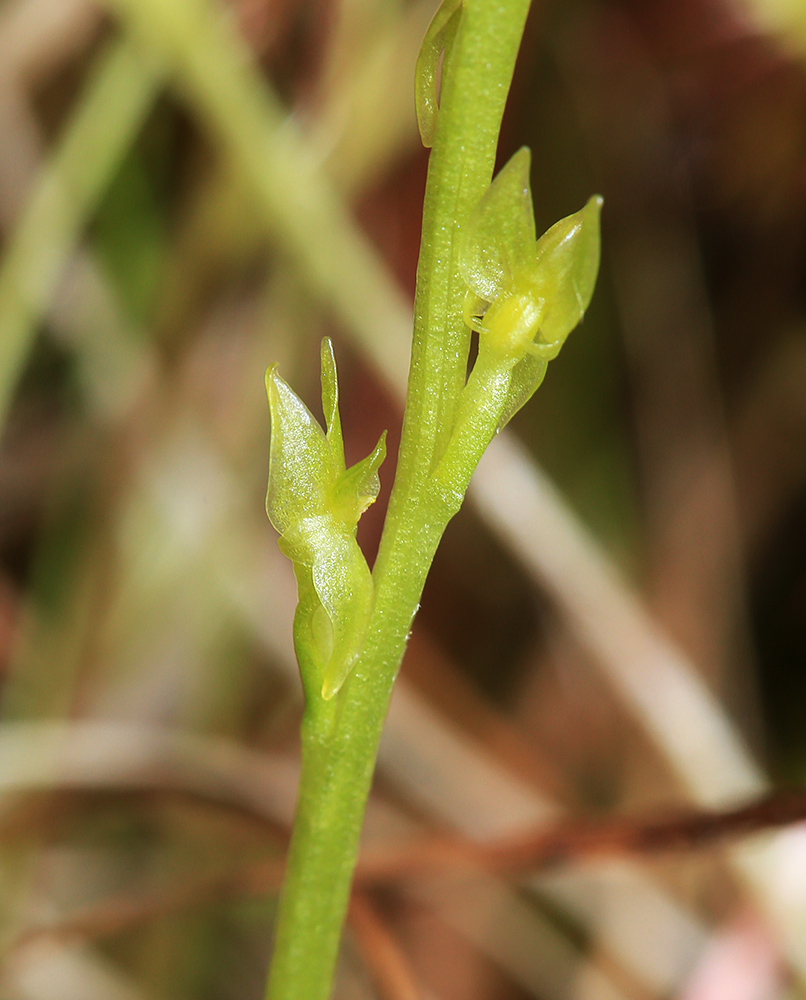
[266,1,531,997]
[380,0,533,542]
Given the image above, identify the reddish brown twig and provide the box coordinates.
[349,892,425,1000]
[477,790,806,872]
[7,788,806,960]
[357,789,806,883]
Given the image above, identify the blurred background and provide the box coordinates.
[0,0,806,996]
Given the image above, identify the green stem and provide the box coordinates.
[380,0,533,547]
[266,1,531,997]
[432,353,517,495]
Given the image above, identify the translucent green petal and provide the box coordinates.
[329,431,387,526]
[308,528,374,700]
[497,352,548,430]
[320,338,345,474]
[288,562,330,702]
[414,0,462,148]
[279,513,375,701]
[459,147,536,303]
[265,365,333,535]
[531,194,602,353]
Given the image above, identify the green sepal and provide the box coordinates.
[279,516,374,701]
[314,532,374,700]
[496,353,548,430]
[492,194,601,426]
[288,562,329,703]
[265,364,333,535]
[415,0,462,148]
[530,194,603,357]
[320,338,345,474]
[459,146,536,304]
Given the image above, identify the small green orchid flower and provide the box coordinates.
[266,339,386,701]
[459,147,602,427]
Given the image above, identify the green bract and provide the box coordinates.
[266,339,386,701]
[460,147,602,427]
[414,0,461,148]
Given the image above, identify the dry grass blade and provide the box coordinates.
[349,893,426,1000]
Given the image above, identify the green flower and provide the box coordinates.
[460,148,602,426]
[266,339,385,700]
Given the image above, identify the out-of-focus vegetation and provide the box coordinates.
[0,0,805,998]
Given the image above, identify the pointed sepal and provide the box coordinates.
[497,353,548,430]
[530,194,603,358]
[278,515,374,701]
[320,338,345,473]
[265,365,333,535]
[315,537,374,699]
[459,147,536,304]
